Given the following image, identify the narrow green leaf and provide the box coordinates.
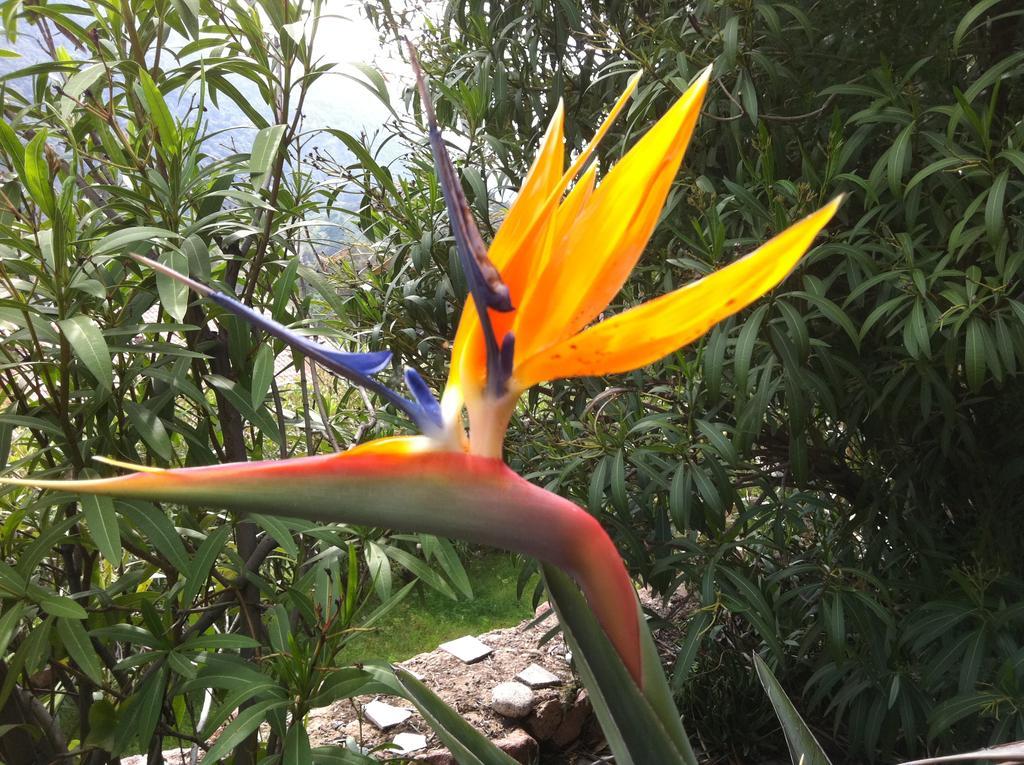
[284,723,313,765]
[59,63,105,120]
[58,316,112,391]
[984,169,1009,242]
[926,693,1002,740]
[965,318,986,392]
[250,124,286,184]
[181,655,279,694]
[90,624,163,648]
[308,668,374,708]
[116,500,191,572]
[953,0,1012,51]
[182,524,231,607]
[93,226,179,256]
[310,745,377,764]
[171,0,199,38]
[0,561,27,596]
[734,304,766,393]
[205,374,284,447]
[250,513,298,558]
[421,535,473,599]
[138,69,179,152]
[754,653,832,765]
[0,118,26,181]
[38,593,87,619]
[124,401,174,462]
[671,611,710,692]
[203,699,289,763]
[365,540,392,601]
[178,633,261,652]
[57,617,104,685]
[180,234,211,282]
[251,344,275,408]
[0,604,24,657]
[157,249,190,322]
[80,490,121,563]
[23,131,54,215]
[271,257,300,321]
[113,666,167,755]
[384,546,457,600]
[887,123,914,193]
[267,603,291,654]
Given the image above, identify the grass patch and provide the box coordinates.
[345,552,538,662]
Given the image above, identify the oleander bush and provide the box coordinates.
[0,1,473,761]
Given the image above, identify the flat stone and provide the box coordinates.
[363,699,411,730]
[490,681,535,718]
[439,635,493,664]
[515,663,560,689]
[392,732,427,754]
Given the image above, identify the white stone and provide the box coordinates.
[516,663,561,689]
[490,681,535,718]
[392,732,427,754]
[364,699,412,730]
[439,635,493,664]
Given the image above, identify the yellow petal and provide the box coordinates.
[488,101,566,273]
[346,435,439,456]
[514,198,842,385]
[559,71,640,191]
[519,68,711,359]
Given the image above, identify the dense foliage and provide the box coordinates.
[352,0,1024,759]
[0,1,475,762]
[0,0,1022,762]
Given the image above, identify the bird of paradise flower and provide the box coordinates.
[2,54,840,688]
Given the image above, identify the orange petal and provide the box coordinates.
[444,105,565,410]
[446,74,642,409]
[514,198,842,385]
[519,69,711,360]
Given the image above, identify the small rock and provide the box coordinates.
[515,663,560,689]
[439,635,493,664]
[392,732,427,754]
[363,699,411,730]
[494,728,539,764]
[490,681,535,718]
[526,696,563,741]
[553,690,592,747]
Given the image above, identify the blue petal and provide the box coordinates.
[403,368,444,430]
[205,290,435,432]
[322,349,392,376]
